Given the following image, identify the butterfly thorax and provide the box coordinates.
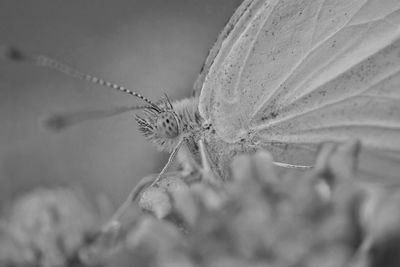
[136,96,203,153]
[136,96,259,180]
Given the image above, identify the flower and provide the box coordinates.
[0,187,109,267]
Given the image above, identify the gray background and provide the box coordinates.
[0,0,243,206]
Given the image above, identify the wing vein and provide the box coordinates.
[286,9,400,104]
[272,24,371,107]
[253,0,370,114]
[233,0,281,101]
[289,123,400,133]
[310,0,326,45]
[253,63,400,130]
[253,95,400,132]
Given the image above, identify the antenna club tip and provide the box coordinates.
[0,45,29,62]
[41,114,70,132]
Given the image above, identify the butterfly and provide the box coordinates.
[2,0,400,231]
[195,0,400,182]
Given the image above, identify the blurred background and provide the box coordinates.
[0,0,243,208]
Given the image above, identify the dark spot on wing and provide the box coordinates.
[261,111,279,121]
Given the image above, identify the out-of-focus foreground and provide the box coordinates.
[1,140,400,267]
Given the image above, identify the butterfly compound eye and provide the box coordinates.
[156,112,179,139]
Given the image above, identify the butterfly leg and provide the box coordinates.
[198,139,222,184]
[99,175,154,234]
[273,161,313,169]
[100,138,184,233]
[149,138,184,187]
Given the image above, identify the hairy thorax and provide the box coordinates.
[173,97,258,180]
[137,95,258,181]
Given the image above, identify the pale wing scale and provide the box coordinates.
[253,19,400,158]
[198,0,400,179]
[199,0,370,141]
[347,0,400,26]
[193,0,254,97]
[199,0,278,130]
[253,8,400,121]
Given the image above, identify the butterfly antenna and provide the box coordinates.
[43,105,149,132]
[1,45,161,111]
[163,93,173,109]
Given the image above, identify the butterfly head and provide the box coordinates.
[154,111,180,139]
[136,97,182,152]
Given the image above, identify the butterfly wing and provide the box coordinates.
[193,0,255,97]
[198,0,400,181]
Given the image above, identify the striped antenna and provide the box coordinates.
[1,45,161,111]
